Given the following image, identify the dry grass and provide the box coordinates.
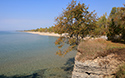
[116,64,125,78]
[76,38,125,62]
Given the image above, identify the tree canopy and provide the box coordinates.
[95,13,108,36]
[54,0,97,56]
[107,5,125,42]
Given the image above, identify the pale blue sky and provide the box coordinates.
[0,0,124,31]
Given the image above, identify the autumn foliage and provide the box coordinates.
[54,0,97,56]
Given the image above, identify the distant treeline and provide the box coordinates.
[26,26,55,33]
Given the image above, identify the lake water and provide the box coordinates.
[0,31,76,77]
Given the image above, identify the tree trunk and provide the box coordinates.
[76,34,79,45]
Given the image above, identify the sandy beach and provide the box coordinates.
[26,32,61,37]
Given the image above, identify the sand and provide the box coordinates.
[26,32,61,37]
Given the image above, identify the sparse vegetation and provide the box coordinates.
[77,38,125,61]
[116,64,125,78]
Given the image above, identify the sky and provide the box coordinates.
[0,0,125,31]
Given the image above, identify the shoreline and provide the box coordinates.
[25,31,61,37]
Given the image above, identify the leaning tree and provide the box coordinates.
[54,0,97,56]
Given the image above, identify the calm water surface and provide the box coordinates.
[0,31,76,76]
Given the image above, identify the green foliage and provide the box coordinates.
[55,0,97,38]
[54,0,97,56]
[28,26,55,33]
[95,13,108,36]
[109,7,117,17]
[107,5,125,42]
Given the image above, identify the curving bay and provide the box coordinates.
[0,31,76,77]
